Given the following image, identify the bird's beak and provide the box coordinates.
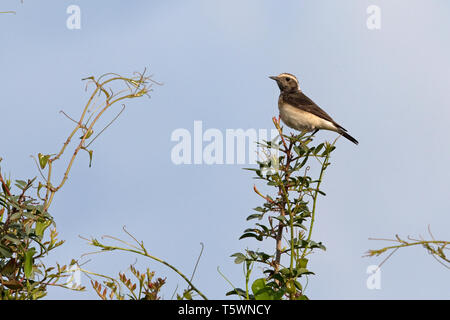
[269,76,279,81]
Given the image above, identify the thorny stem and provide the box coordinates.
[272,118,288,273]
[273,117,302,299]
[272,117,296,278]
[270,117,336,276]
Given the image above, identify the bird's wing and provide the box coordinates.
[282,91,347,132]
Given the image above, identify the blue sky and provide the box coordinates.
[1,0,449,299]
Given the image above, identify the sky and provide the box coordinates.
[1,0,449,299]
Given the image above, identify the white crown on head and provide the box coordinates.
[278,73,299,84]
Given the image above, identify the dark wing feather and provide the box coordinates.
[282,91,347,132]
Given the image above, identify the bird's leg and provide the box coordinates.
[311,129,319,136]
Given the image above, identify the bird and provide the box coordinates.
[269,73,358,145]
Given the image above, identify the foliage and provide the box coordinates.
[83,117,340,300]
[90,265,166,300]
[0,70,155,299]
[83,227,206,300]
[228,117,337,300]
[37,71,154,213]
[0,173,80,299]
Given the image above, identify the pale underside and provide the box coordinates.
[279,103,338,132]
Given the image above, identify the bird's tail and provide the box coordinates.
[340,131,359,145]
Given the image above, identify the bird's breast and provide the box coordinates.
[278,102,337,132]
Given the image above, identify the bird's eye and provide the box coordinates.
[285,78,290,82]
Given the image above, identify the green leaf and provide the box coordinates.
[272,288,286,300]
[298,155,310,169]
[38,153,50,170]
[0,244,12,258]
[266,180,278,186]
[279,268,292,277]
[246,213,263,221]
[230,252,246,264]
[225,288,253,299]
[183,290,192,300]
[88,150,93,168]
[251,278,276,300]
[24,248,36,278]
[3,234,21,245]
[309,241,326,251]
[296,267,314,276]
[37,182,44,195]
[255,251,272,261]
[273,215,287,224]
[239,233,262,241]
[298,258,308,268]
[255,223,269,233]
[84,129,94,139]
[14,180,28,190]
[293,145,303,156]
[314,143,324,155]
[251,278,266,294]
[1,258,17,276]
[35,219,52,238]
[294,280,303,291]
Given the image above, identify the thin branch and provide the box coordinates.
[190,242,204,282]
[86,104,126,148]
[85,232,208,300]
[366,233,449,268]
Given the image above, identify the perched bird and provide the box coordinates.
[269,73,358,145]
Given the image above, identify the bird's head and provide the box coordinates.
[269,73,299,93]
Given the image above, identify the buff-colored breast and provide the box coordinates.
[278,101,337,132]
